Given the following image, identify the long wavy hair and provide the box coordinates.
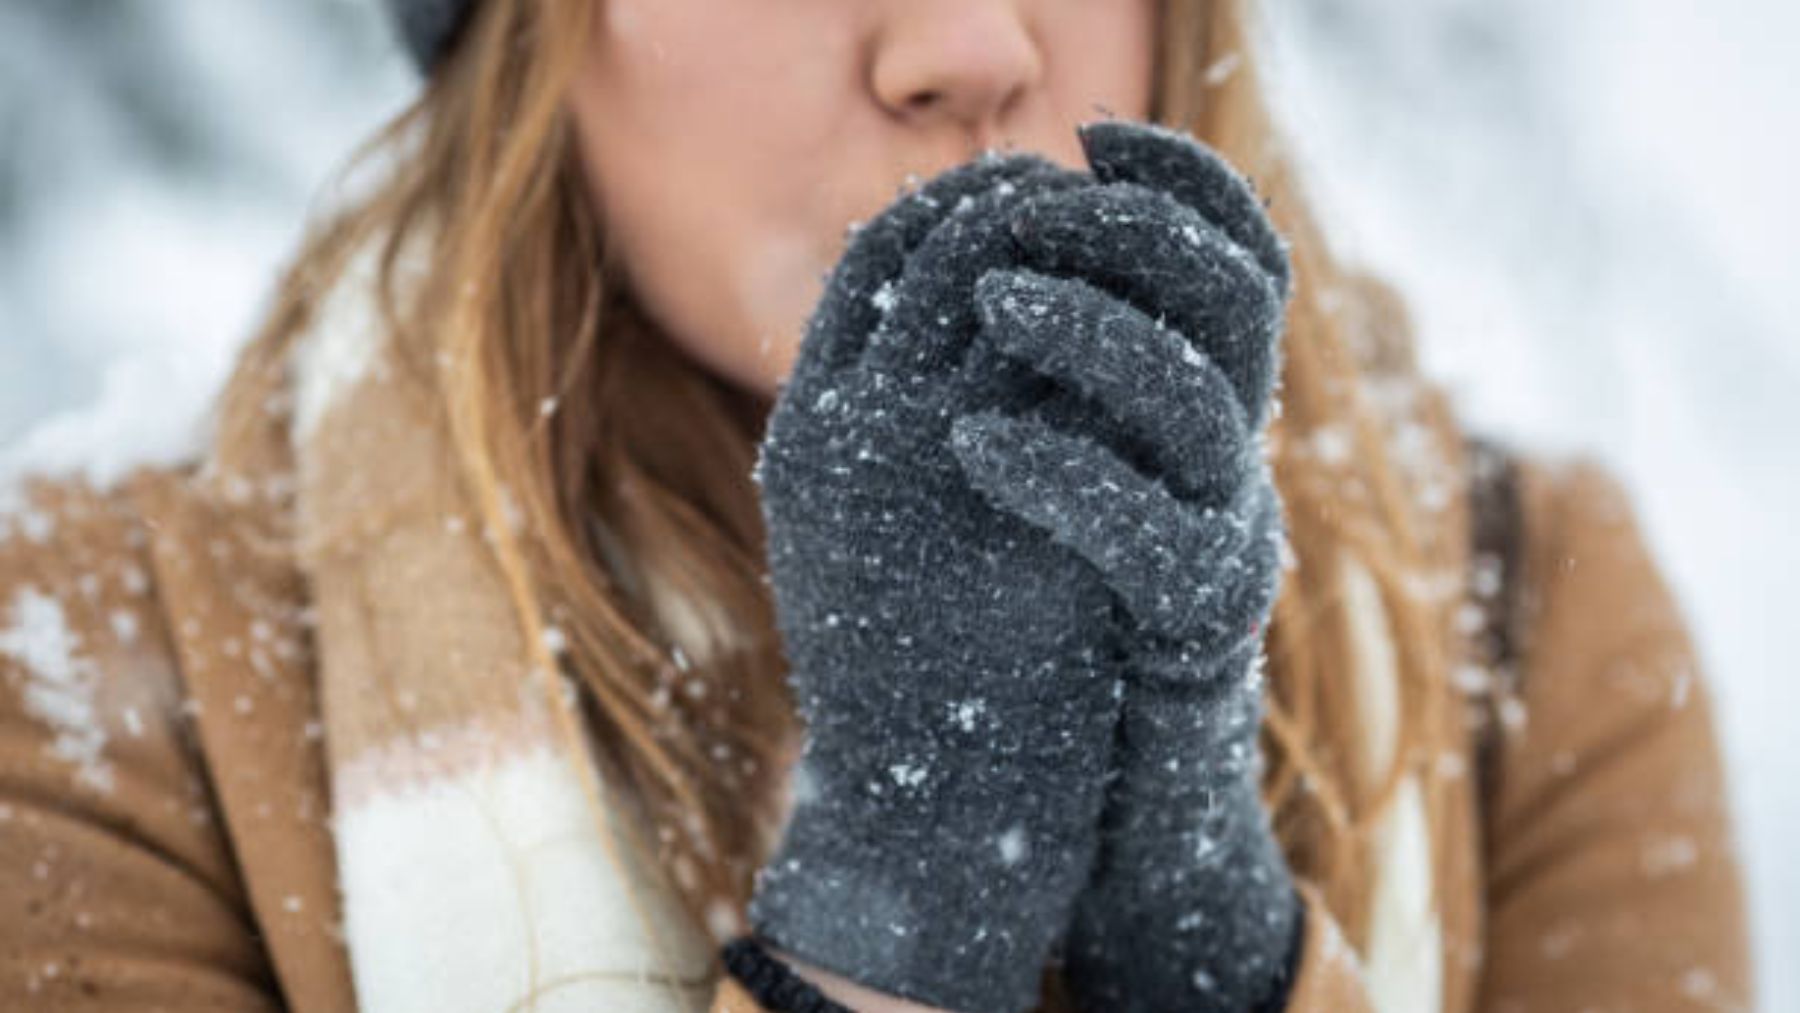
[206,0,1481,1002]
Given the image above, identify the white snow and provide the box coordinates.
[0,586,114,792]
[290,236,393,444]
[1640,834,1701,878]
[948,697,987,733]
[995,825,1029,865]
[1259,1,1799,1001]
[0,0,413,487]
[888,761,928,788]
[539,624,569,657]
[871,279,899,315]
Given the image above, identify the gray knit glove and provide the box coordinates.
[947,121,1302,1012]
[747,152,1125,1013]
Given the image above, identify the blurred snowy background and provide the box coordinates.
[2,0,1794,1003]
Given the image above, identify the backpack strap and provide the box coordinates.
[1463,435,1525,803]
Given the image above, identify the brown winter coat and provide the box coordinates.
[0,250,1756,1007]
[0,434,1754,1010]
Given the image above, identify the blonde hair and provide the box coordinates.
[207,0,1480,1001]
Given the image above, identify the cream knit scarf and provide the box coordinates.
[287,240,718,1012]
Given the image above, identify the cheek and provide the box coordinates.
[1051,0,1158,120]
[623,200,824,399]
[568,1,847,397]
[730,221,827,379]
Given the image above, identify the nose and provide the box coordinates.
[869,0,1043,148]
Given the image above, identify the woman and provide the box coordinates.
[0,0,1753,1010]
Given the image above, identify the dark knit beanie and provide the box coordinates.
[382,0,476,71]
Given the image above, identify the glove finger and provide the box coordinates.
[858,165,1088,387]
[948,409,1282,649]
[1077,119,1291,299]
[786,152,1069,407]
[973,267,1252,507]
[1008,183,1283,430]
[1120,476,1283,658]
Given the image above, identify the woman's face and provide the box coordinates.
[566,0,1158,399]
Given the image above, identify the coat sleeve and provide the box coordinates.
[708,973,791,1012]
[0,477,283,1009]
[1474,458,1754,1010]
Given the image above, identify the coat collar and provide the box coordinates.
[122,229,717,1012]
[127,464,356,1012]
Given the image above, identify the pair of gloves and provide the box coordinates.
[746,119,1302,1013]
